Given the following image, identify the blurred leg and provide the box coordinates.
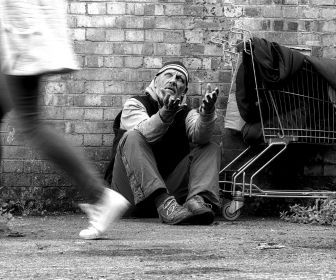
[5,74,130,239]
[5,75,104,202]
[0,70,12,178]
[0,71,12,120]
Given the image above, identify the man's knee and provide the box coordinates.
[194,141,221,158]
[119,130,146,150]
[207,141,221,153]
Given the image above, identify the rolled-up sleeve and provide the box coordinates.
[120,98,170,143]
[186,108,217,145]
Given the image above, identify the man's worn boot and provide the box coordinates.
[157,196,194,225]
[184,195,215,225]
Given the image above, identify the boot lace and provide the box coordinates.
[163,198,179,217]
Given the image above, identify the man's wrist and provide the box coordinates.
[159,108,175,123]
[200,105,215,115]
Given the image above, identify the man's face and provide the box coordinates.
[155,69,187,100]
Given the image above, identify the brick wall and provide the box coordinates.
[1,0,335,208]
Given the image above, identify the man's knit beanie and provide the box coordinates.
[156,61,189,84]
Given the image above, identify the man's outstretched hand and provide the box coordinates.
[162,90,181,112]
[201,83,218,114]
[159,88,183,123]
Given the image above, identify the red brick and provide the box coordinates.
[83,134,103,146]
[76,15,117,28]
[2,173,31,187]
[69,3,86,15]
[125,56,143,68]
[164,4,185,16]
[88,3,106,15]
[103,134,115,146]
[107,2,126,15]
[125,30,145,41]
[2,160,24,173]
[106,29,125,41]
[86,28,106,41]
[84,109,104,120]
[85,56,104,68]
[128,3,145,15]
[64,108,84,120]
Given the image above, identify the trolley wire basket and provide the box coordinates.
[212,29,336,220]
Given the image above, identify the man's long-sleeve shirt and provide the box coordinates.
[120,97,217,145]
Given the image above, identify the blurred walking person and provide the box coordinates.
[0,0,129,240]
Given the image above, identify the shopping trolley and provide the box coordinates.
[212,29,336,220]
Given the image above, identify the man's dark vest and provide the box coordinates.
[104,94,191,184]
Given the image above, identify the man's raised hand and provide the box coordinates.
[201,83,218,114]
[159,88,182,123]
[162,90,181,112]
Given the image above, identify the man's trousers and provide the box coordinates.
[111,130,221,214]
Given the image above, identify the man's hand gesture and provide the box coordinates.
[162,91,181,112]
[159,89,183,123]
[201,83,218,114]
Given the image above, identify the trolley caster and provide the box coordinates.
[222,201,242,221]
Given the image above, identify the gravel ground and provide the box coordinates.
[1,215,336,280]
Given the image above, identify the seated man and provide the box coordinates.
[110,61,221,225]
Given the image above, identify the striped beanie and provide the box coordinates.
[156,61,189,84]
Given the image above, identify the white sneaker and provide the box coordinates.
[79,225,101,240]
[79,188,130,240]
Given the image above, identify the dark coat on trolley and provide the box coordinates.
[237,37,336,144]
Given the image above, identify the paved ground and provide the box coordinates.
[1,215,336,280]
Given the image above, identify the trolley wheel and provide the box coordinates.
[222,201,241,221]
